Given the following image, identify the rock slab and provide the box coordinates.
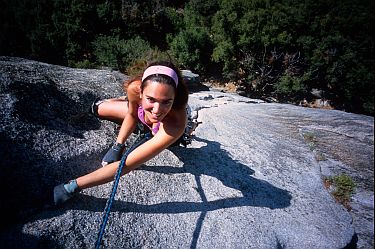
[1,57,373,249]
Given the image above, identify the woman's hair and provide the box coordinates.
[124,60,188,110]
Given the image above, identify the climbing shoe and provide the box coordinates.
[90,97,105,118]
[53,180,80,206]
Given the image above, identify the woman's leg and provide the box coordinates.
[94,97,128,123]
[53,160,133,205]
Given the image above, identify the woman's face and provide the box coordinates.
[141,80,175,123]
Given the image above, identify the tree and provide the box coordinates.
[209,0,374,114]
[167,2,214,73]
[92,35,152,71]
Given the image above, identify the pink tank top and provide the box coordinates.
[137,105,161,134]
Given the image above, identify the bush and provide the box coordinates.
[325,174,356,210]
[72,59,96,69]
[275,74,308,101]
[92,36,152,72]
[167,4,214,74]
[168,27,212,73]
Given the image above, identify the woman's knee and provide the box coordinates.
[97,100,128,120]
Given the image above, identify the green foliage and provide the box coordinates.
[48,0,97,64]
[294,0,374,114]
[325,174,356,210]
[164,7,184,31]
[92,36,152,72]
[275,74,308,100]
[208,0,374,114]
[72,59,96,69]
[1,0,373,115]
[167,3,214,73]
[168,27,212,73]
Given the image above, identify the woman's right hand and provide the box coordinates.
[101,142,125,166]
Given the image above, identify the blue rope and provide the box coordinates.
[95,133,151,249]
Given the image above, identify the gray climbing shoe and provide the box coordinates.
[53,183,76,206]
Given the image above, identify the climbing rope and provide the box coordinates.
[95,132,151,249]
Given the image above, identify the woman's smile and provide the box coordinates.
[141,81,175,123]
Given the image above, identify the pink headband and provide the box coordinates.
[142,65,178,87]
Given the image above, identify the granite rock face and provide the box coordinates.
[0,57,373,248]
[0,56,127,225]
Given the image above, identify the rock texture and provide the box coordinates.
[0,57,373,249]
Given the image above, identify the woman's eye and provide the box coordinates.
[163,101,173,106]
[146,97,172,106]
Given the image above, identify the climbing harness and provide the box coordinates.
[178,105,200,147]
[95,132,151,249]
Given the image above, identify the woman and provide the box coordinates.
[53,60,189,205]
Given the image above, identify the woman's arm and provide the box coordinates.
[76,105,187,190]
[124,109,187,171]
[115,81,141,144]
[76,111,186,190]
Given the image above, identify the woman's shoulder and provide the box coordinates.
[164,107,187,127]
[127,80,141,102]
[127,80,141,92]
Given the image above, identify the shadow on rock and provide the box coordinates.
[28,137,291,249]
[9,79,101,137]
[1,136,292,248]
[45,136,292,214]
[0,132,104,231]
[1,75,105,229]
[188,84,210,93]
[0,131,105,248]
[0,230,63,249]
[134,136,291,249]
[146,136,292,210]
